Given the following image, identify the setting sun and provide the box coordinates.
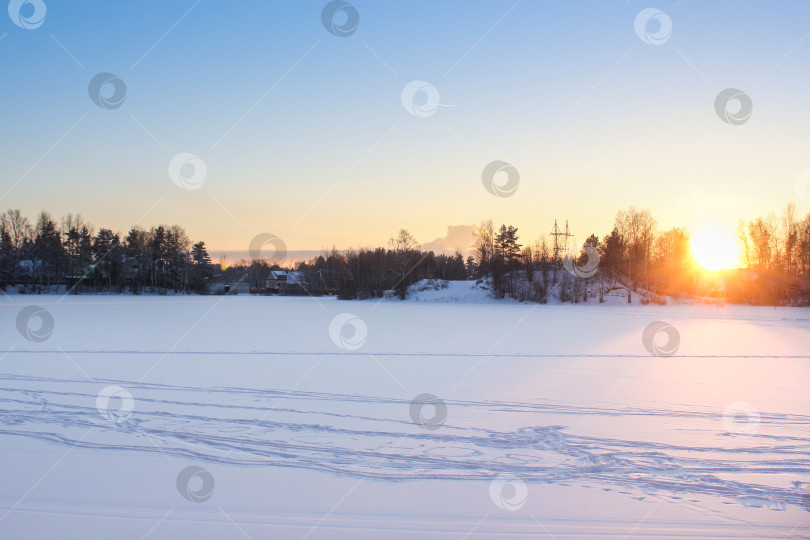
[690,225,740,271]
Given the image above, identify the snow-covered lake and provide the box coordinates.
[1,293,809,538]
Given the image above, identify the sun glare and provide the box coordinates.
[690,225,740,271]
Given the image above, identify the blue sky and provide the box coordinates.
[2,0,810,257]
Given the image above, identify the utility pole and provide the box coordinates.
[550,219,573,265]
[550,219,573,288]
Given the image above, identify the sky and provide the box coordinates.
[2,0,810,260]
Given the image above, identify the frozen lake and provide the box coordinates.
[1,295,809,538]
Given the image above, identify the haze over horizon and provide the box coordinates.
[4,1,810,254]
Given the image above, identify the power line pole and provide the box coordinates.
[550,219,573,265]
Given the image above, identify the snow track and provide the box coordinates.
[0,296,808,538]
[1,372,808,511]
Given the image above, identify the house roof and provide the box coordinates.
[267,270,304,284]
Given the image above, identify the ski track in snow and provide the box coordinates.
[0,373,808,512]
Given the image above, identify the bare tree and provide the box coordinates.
[473,219,494,278]
[614,206,657,289]
[782,203,798,276]
[2,209,31,251]
[748,217,772,270]
[389,229,418,299]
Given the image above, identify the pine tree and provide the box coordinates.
[190,241,214,293]
[191,241,212,265]
[0,229,13,288]
[93,229,122,290]
[33,213,63,288]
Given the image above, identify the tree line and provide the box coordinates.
[0,210,214,294]
[3,204,810,304]
[0,209,468,298]
[292,229,468,300]
[465,203,810,305]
